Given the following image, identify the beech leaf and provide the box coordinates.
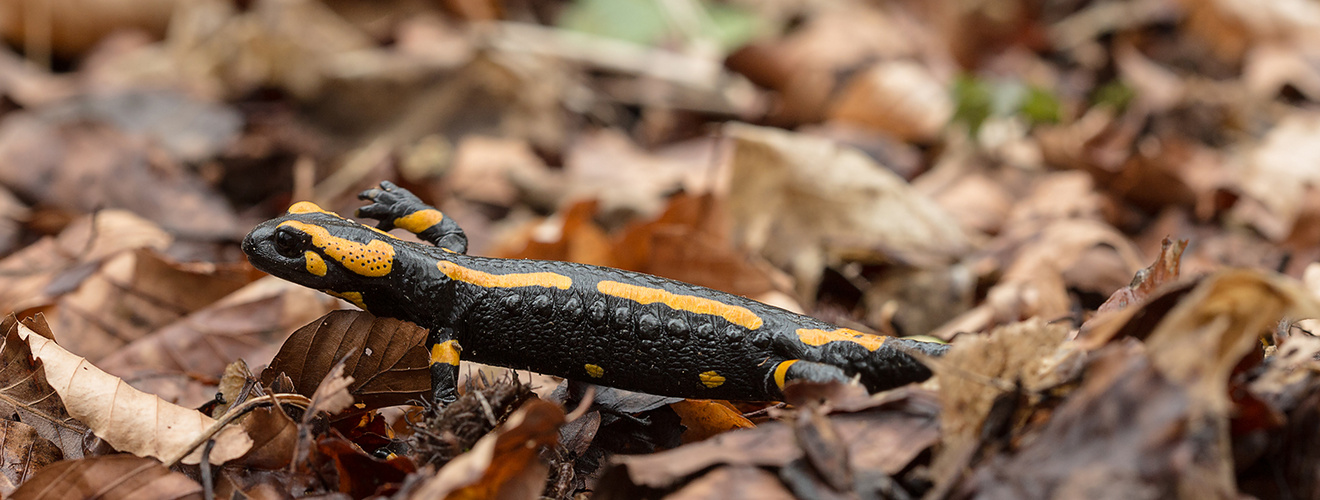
[14,323,251,465]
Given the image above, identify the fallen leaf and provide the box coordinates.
[99,276,337,407]
[1095,237,1188,314]
[828,61,954,142]
[0,316,89,460]
[670,400,755,444]
[724,122,972,298]
[0,96,242,238]
[236,404,300,470]
[0,210,171,316]
[259,310,430,409]
[0,420,63,496]
[1230,112,1320,241]
[604,394,939,491]
[410,398,565,499]
[15,322,251,465]
[8,454,199,500]
[305,361,355,419]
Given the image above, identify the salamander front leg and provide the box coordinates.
[427,329,462,405]
[357,181,468,254]
[767,359,852,397]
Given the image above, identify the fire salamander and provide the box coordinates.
[242,181,949,404]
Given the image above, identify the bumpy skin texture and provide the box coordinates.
[242,182,948,404]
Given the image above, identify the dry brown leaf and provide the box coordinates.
[1230,112,1320,241]
[99,276,337,407]
[670,400,756,443]
[306,362,355,419]
[0,210,171,315]
[828,61,954,142]
[448,135,558,208]
[411,399,565,499]
[14,322,251,465]
[0,316,89,460]
[0,420,63,496]
[724,122,972,298]
[660,465,796,500]
[259,310,430,409]
[928,319,1072,493]
[1095,237,1188,314]
[8,454,199,500]
[563,129,712,218]
[606,396,938,492]
[1143,270,1320,414]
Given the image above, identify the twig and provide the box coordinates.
[162,393,312,468]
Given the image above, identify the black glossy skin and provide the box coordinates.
[242,182,948,403]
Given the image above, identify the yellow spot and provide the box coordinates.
[596,281,763,330]
[304,251,327,276]
[327,291,367,310]
[395,209,446,234]
[279,221,395,277]
[288,201,331,215]
[796,328,887,351]
[430,340,461,366]
[437,261,572,289]
[699,371,726,388]
[584,364,604,378]
[773,360,799,389]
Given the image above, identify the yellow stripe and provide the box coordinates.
[773,360,798,389]
[326,291,367,309]
[430,340,461,366]
[584,364,604,378]
[304,251,327,276]
[394,209,446,234]
[596,281,763,330]
[796,328,887,351]
[699,371,726,388]
[288,201,331,215]
[436,261,572,289]
[279,221,395,277]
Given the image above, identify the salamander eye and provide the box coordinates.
[274,227,304,257]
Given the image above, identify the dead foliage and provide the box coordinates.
[0,0,1319,498]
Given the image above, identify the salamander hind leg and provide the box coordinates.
[357,181,468,253]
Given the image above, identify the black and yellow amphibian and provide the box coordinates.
[242,181,948,404]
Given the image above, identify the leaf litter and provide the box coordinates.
[1,0,1320,498]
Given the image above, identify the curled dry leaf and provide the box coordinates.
[8,454,199,500]
[410,399,566,499]
[928,319,1072,492]
[603,393,939,494]
[1094,237,1188,315]
[0,420,63,496]
[1231,112,1320,242]
[259,310,430,409]
[0,317,89,460]
[972,270,1320,498]
[14,323,251,465]
[828,61,954,142]
[0,210,171,316]
[669,400,755,444]
[724,122,971,298]
[306,362,355,420]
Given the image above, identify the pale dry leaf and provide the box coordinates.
[305,362,354,419]
[724,122,972,298]
[828,61,954,142]
[1230,112,1320,241]
[15,323,251,465]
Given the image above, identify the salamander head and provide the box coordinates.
[242,202,402,304]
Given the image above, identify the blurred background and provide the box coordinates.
[0,0,1317,375]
